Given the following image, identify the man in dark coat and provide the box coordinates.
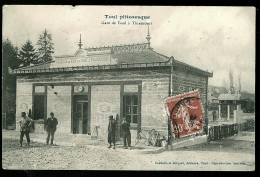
[121,117,131,150]
[45,112,58,145]
[108,115,116,149]
[19,112,34,147]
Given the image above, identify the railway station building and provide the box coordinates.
[10,30,213,141]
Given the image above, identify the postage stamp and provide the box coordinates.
[166,90,204,138]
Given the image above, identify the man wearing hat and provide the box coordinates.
[108,115,116,149]
[121,117,131,150]
[45,112,58,145]
[19,112,34,147]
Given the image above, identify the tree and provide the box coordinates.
[2,39,20,89]
[229,70,235,94]
[36,29,54,63]
[3,39,20,70]
[19,40,37,67]
[238,73,241,93]
[2,39,20,126]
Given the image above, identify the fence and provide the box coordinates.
[208,119,255,141]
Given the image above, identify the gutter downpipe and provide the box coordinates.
[168,56,174,150]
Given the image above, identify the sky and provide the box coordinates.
[2,5,255,93]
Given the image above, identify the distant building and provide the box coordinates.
[218,90,254,121]
[9,29,213,141]
[218,92,241,120]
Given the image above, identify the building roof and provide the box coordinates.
[9,42,213,77]
[112,50,168,64]
[17,62,53,70]
[218,93,241,101]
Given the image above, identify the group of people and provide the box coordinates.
[19,112,131,150]
[19,112,58,147]
[107,115,131,150]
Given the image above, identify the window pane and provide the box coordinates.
[126,115,131,123]
[133,115,138,123]
[77,103,82,118]
[123,95,139,124]
[126,106,131,114]
[133,106,138,114]
[133,95,138,105]
[33,95,45,120]
[126,96,131,105]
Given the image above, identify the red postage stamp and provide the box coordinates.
[165,90,204,138]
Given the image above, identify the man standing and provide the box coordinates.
[121,117,131,150]
[19,112,34,147]
[45,112,58,145]
[108,115,116,149]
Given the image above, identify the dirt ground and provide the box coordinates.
[2,131,255,171]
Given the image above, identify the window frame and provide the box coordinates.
[123,94,139,124]
[32,85,47,126]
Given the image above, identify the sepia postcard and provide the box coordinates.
[2,5,255,171]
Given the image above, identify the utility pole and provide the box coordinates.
[168,56,174,150]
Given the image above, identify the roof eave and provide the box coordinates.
[10,62,171,75]
[172,59,213,77]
